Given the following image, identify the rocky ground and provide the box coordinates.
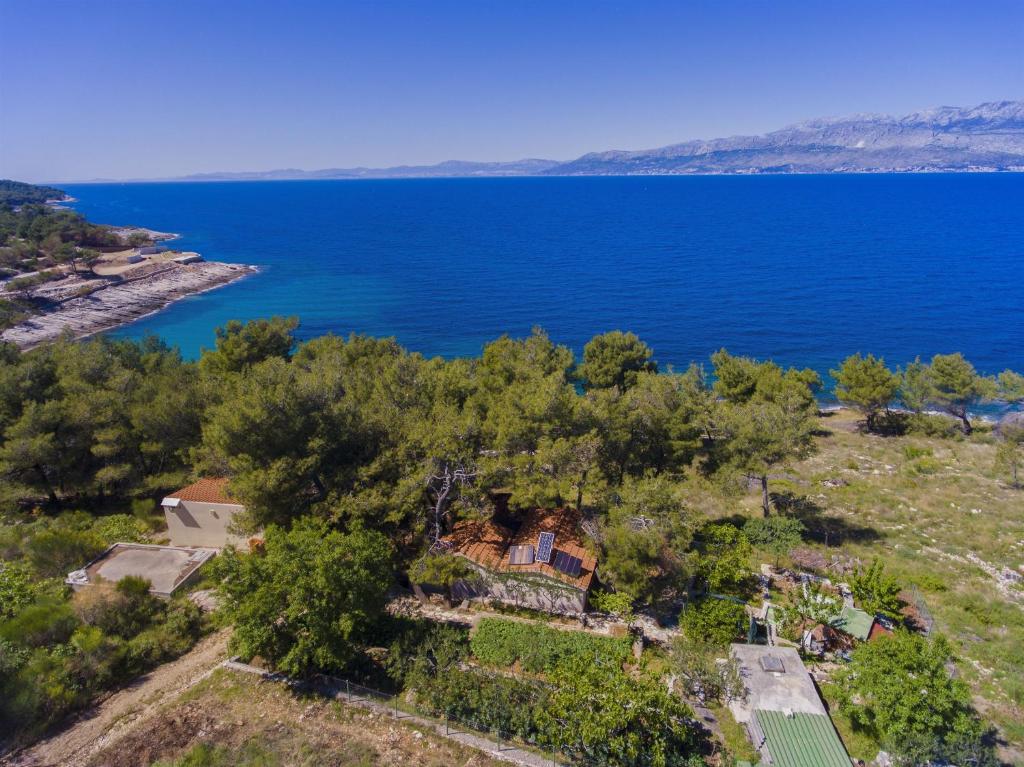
[1,261,256,349]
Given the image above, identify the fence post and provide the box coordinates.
[445,714,449,735]
[345,678,350,700]
[394,692,399,718]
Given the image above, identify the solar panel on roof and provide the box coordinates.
[536,532,555,563]
[759,655,785,673]
[508,544,535,565]
[553,550,582,578]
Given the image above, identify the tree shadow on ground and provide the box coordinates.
[771,491,882,546]
[857,410,910,437]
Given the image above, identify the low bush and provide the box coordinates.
[902,444,933,460]
[470,618,630,674]
[680,597,746,647]
[0,585,205,741]
[413,664,546,742]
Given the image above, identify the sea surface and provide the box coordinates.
[62,175,1024,379]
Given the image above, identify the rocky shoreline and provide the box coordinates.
[1,261,256,349]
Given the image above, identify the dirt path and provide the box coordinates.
[3,630,231,767]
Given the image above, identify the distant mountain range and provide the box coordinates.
[88,101,1024,182]
[553,100,1024,176]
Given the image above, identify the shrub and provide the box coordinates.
[26,526,105,578]
[539,656,699,766]
[905,456,942,476]
[0,598,79,648]
[681,597,746,647]
[589,590,636,626]
[902,444,933,460]
[93,514,149,544]
[413,664,545,741]
[742,516,804,564]
[74,576,161,639]
[0,562,38,619]
[849,558,902,621]
[470,618,630,674]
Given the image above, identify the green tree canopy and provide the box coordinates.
[996,369,1024,404]
[198,316,299,378]
[215,519,393,676]
[711,350,820,514]
[578,331,656,391]
[831,353,899,430]
[849,557,902,621]
[538,655,698,767]
[719,391,818,515]
[599,474,696,602]
[836,631,994,766]
[695,523,752,594]
[742,515,804,564]
[922,353,996,435]
[681,596,746,647]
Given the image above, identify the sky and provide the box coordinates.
[1,0,1022,183]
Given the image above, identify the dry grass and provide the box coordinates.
[731,408,1024,759]
[85,670,504,767]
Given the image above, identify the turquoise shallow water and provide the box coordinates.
[62,175,1024,377]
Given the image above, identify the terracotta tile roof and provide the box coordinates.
[441,519,512,571]
[441,508,597,592]
[167,477,240,505]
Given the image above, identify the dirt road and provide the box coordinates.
[3,630,230,767]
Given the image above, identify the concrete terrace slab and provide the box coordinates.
[67,543,216,597]
[728,644,827,724]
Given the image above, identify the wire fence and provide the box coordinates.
[298,668,571,766]
[225,659,703,767]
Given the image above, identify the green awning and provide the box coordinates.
[833,605,874,641]
[754,709,851,767]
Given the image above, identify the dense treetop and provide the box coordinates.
[1,320,1018,761]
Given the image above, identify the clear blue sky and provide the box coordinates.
[1,0,1021,182]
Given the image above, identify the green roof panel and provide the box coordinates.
[754,709,851,767]
[833,604,874,641]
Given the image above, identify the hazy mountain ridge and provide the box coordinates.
[172,158,561,182]
[552,100,1024,175]
[84,101,1024,182]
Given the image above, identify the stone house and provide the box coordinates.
[438,507,597,615]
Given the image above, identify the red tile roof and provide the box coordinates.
[441,507,596,592]
[167,477,240,505]
[441,518,512,571]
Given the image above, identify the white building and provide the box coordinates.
[162,477,251,549]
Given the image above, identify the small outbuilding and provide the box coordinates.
[162,477,251,549]
[729,644,852,767]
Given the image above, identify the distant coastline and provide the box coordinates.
[54,100,1024,184]
[0,181,256,349]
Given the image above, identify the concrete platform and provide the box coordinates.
[728,644,827,723]
[67,543,216,597]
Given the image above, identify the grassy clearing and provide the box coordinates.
[707,704,758,764]
[731,408,1023,759]
[818,682,881,763]
[86,670,504,767]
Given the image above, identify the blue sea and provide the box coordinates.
[62,175,1024,378]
